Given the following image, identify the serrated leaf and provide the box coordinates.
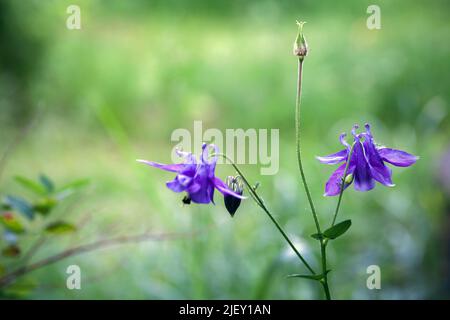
[39,174,54,193]
[45,221,76,234]
[323,220,352,240]
[3,196,34,220]
[14,176,47,195]
[311,233,324,240]
[0,213,25,233]
[287,270,331,281]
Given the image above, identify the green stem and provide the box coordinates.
[295,58,331,299]
[215,153,316,275]
[295,58,321,234]
[320,143,355,300]
[320,242,331,300]
[321,143,356,300]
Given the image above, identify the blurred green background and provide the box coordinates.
[0,0,449,299]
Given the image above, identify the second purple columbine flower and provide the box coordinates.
[317,124,418,196]
[137,143,245,205]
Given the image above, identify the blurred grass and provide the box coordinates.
[0,0,449,299]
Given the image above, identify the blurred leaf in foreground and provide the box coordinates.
[33,197,57,215]
[39,174,54,193]
[3,195,34,220]
[45,221,77,234]
[0,212,25,234]
[14,176,47,195]
[55,178,90,200]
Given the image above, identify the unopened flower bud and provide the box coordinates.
[293,21,308,59]
[344,173,354,185]
[182,195,191,205]
[224,176,244,217]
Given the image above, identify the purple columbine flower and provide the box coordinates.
[137,143,245,204]
[317,124,418,196]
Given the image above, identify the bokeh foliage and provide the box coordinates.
[0,0,449,299]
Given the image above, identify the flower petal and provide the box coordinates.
[353,141,376,192]
[324,163,355,196]
[377,148,418,167]
[369,164,394,187]
[316,149,348,165]
[137,159,185,173]
[201,143,219,165]
[186,182,201,194]
[139,144,247,205]
[166,178,186,192]
[213,177,246,199]
[363,137,395,187]
[175,149,196,164]
[339,132,351,149]
[209,185,215,204]
[189,182,214,204]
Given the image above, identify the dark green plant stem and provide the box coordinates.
[318,238,331,299]
[330,143,356,227]
[320,242,331,299]
[215,153,316,275]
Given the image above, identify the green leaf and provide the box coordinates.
[45,221,76,234]
[39,174,54,193]
[33,197,57,215]
[323,220,352,240]
[3,195,34,220]
[311,233,324,240]
[55,178,90,200]
[57,178,90,193]
[288,270,331,281]
[0,212,25,233]
[14,176,47,195]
